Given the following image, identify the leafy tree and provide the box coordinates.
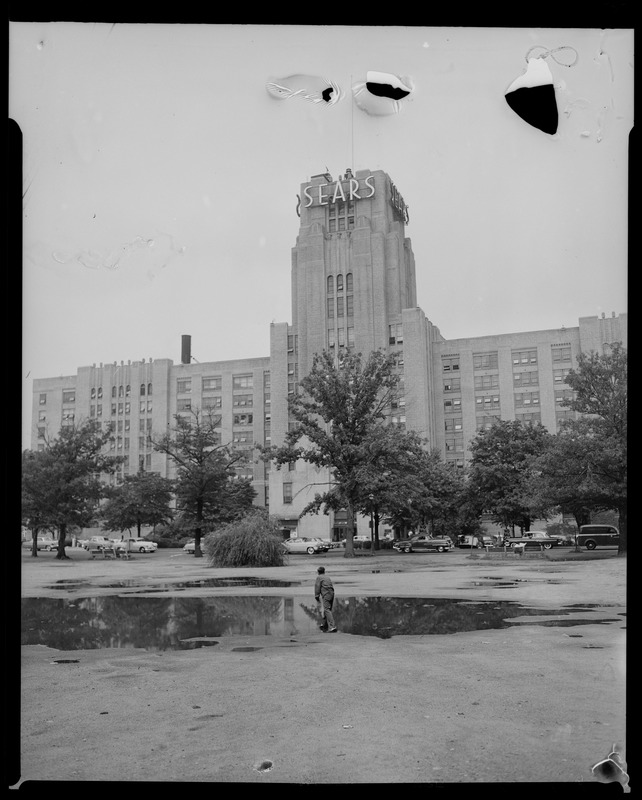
[206,510,286,567]
[262,350,403,557]
[466,419,553,533]
[539,343,627,552]
[153,409,256,557]
[100,468,174,538]
[21,421,121,559]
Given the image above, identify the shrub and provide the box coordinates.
[206,511,287,567]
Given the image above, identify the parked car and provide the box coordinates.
[393,534,453,553]
[80,536,115,551]
[114,538,158,553]
[22,536,57,551]
[183,540,198,553]
[310,538,331,552]
[282,537,326,555]
[503,531,559,550]
[576,525,620,550]
[457,534,481,549]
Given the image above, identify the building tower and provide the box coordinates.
[269,168,433,538]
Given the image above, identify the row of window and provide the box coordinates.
[327,295,354,318]
[442,346,572,373]
[327,273,354,293]
[328,328,355,348]
[177,375,254,393]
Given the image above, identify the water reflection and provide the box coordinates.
[21,595,622,652]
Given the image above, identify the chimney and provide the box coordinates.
[181,335,192,365]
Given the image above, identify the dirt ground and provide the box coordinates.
[14,547,627,787]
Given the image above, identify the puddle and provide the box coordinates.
[21,595,623,651]
[44,577,301,592]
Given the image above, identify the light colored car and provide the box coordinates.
[81,536,115,551]
[183,540,198,553]
[393,534,453,553]
[503,531,559,550]
[282,537,325,555]
[114,538,158,553]
[22,537,58,551]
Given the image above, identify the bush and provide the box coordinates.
[205,512,287,567]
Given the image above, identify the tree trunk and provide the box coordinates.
[373,508,380,551]
[30,527,39,558]
[343,503,356,558]
[194,497,204,557]
[55,522,70,560]
[617,503,627,555]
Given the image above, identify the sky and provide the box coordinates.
[10,23,633,449]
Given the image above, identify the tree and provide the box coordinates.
[466,419,553,533]
[100,468,174,538]
[21,421,121,559]
[545,343,627,552]
[153,409,255,557]
[262,350,403,557]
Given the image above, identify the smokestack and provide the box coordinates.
[181,335,191,365]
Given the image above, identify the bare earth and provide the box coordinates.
[16,547,627,787]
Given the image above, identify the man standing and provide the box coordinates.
[314,566,337,632]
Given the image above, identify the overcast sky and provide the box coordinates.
[11,23,632,448]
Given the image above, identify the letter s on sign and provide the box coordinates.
[364,175,375,198]
[303,186,314,207]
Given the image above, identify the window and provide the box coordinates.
[514,391,540,408]
[337,273,344,291]
[147,383,152,395]
[39,393,47,405]
[140,401,146,413]
[203,396,222,410]
[62,390,75,403]
[232,430,253,443]
[475,395,500,410]
[445,417,463,431]
[553,369,571,384]
[140,383,146,396]
[97,387,102,399]
[474,374,498,390]
[125,402,130,414]
[117,420,123,432]
[442,357,459,372]
[516,412,541,425]
[513,371,539,386]
[145,454,152,469]
[327,297,334,318]
[233,413,253,425]
[389,323,403,345]
[283,483,293,504]
[327,275,334,294]
[177,399,191,411]
[264,371,271,389]
[328,328,335,348]
[38,411,46,422]
[125,385,131,397]
[337,328,345,347]
[476,415,500,431]
[147,400,153,412]
[512,349,538,365]
[287,334,297,353]
[118,403,123,414]
[203,377,222,391]
[444,378,461,392]
[337,296,344,317]
[328,200,355,232]
[124,438,130,450]
[118,385,124,397]
[444,398,462,413]
[552,346,572,362]
[96,404,102,417]
[233,394,253,407]
[346,272,353,292]
[177,379,191,393]
[91,387,96,399]
[555,389,574,406]
[112,404,117,415]
[112,386,117,398]
[473,352,498,370]
[37,426,46,439]
[346,294,353,316]
[232,375,253,389]
[445,436,465,452]
[347,327,355,347]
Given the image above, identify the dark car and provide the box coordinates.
[503,531,559,550]
[576,525,620,550]
[393,534,453,553]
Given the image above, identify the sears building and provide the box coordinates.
[31,169,627,539]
